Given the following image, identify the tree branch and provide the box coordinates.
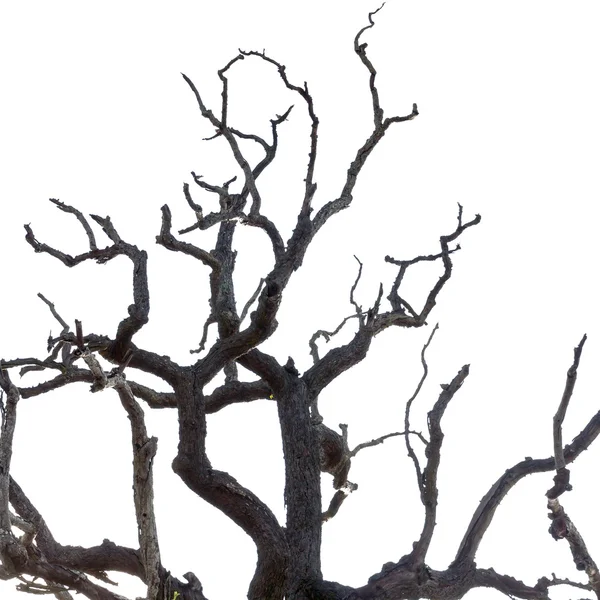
[25,201,150,361]
[455,392,600,565]
[0,368,26,577]
[404,325,438,494]
[411,365,469,566]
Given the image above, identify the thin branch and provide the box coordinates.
[190,314,217,355]
[157,204,220,269]
[350,256,364,321]
[354,3,386,127]
[454,397,600,566]
[182,70,262,215]
[239,51,319,215]
[543,334,599,596]
[311,101,418,235]
[308,314,362,365]
[411,364,470,566]
[405,325,438,494]
[240,278,265,324]
[26,201,151,361]
[350,430,426,457]
[308,258,367,364]
[38,293,69,332]
[547,334,586,499]
[375,206,481,332]
[48,198,97,250]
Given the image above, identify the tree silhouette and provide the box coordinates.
[1,7,599,600]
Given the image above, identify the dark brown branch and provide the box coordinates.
[25,202,151,361]
[15,366,175,411]
[114,378,161,600]
[311,103,418,236]
[89,214,121,244]
[48,198,97,250]
[240,278,265,324]
[354,4,386,127]
[127,381,176,408]
[378,207,481,332]
[172,372,288,600]
[350,255,364,320]
[157,204,220,269]
[15,576,75,599]
[350,430,425,457]
[9,477,144,579]
[307,258,368,368]
[454,400,600,566]
[38,293,69,332]
[304,324,373,400]
[405,326,438,496]
[28,331,183,389]
[239,51,319,215]
[182,75,289,260]
[240,212,285,260]
[411,365,469,566]
[536,572,593,594]
[205,379,272,413]
[546,499,600,595]
[547,334,586,499]
[0,368,25,577]
[308,314,362,365]
[24,223,121,267]
[10,481,204,600]
[183,70,262,214]
[543,335,599,596]
[237,349,288,391]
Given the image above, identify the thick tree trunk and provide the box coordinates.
[276,370,323,598]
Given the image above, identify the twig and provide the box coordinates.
[350,256,364,321]
[350,430,426,457]
[191,314,217,355]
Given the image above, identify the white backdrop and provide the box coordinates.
[1,1,599,599]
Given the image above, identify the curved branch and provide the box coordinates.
[9,477,143,579]
[205,379,272,413]
[239,51,319,215]
[157,204,220,269]
[404,326,438,493]
[354,4,385,126]
[412,365,469,566]
[454,402,600,565]
[172,373,288,600]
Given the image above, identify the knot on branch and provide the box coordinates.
[546,467,572,499]
[548,511,569,540]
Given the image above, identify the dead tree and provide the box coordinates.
[1,7,599,600]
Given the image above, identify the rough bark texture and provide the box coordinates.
[1,6,597,600]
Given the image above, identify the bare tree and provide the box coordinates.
[1,7,599,600]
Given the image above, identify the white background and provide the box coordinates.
[1,1,600,599]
